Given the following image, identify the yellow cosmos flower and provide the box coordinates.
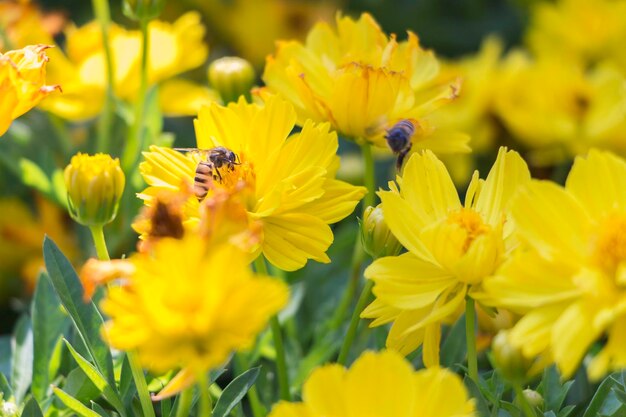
[101,235,288,375]
[0,44,59,136]
[268,350,475,417]
[361,147,530,365]
[14,12,208,120]
[482,149,626,379]
[139,97,366,271]
[262,13,469,151]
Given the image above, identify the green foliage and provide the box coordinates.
[213,367,260,417]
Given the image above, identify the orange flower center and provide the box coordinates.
[446,208,491,253]
[591,213,626,281]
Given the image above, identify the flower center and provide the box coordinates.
[446,208,491,253]
[591,213,626,281]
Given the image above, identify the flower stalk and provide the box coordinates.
[175,387,194,417]
[514,385,535,417]
[465,295,479,384]
[198,372,213,417]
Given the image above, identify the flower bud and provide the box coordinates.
[122,0,165,21]
[360,205,402,259]
[491,331,533,385]
[517,389,544,410]
[208,57,255,103]
[64,153,125,227]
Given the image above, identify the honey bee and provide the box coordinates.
[385,119,415,170]
[174,147,240,200]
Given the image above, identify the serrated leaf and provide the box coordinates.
[32,271,68,402]
[63,340,126,416]
[43,237,114,385]
[53,387,103,417]
[464,376,491,417]
[21,397,44,417]
[19,158,50,193]
[10,315,33,403]
[213,367,260,417]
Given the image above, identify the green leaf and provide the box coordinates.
[441,315,467,369]
[51,169,68,209]
[0,373,12,399]
[43,237,114,385]
[31,271,68,402]
[464,376,491,417]
[10,315,33,403]
[91,401,111,416]
[213,367,261,417]
[19,158,51,193]
[64,367,100,402]
[63,340,126,417]
[53,387,103,417]
[541,366,573,412]
[583,373,621,417]
[21,397,44,417]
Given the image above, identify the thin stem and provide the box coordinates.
[122,16,150,170]
[360,143,375,209]
[234,354,265,417]
[91,0,115,153]
[198,372,213,417]
[465,295,479,384]
[329,238,364,330]
[89,226,110,261]
[337,280,374,365]
[253,256,291,401]
[514,385,535,417]
[128,352,156,417]
[175,387,194,417]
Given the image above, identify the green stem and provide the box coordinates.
[128,352,156,417]
[253,256,290,401]
[465,295,479,384]
[337,280,374,365]
[514,385,535,417]
[198,372,213,417]
[234,355,265,417]
[360,143,375,209]
[89,226,110,261]
[329,238,364,330]
[91,0,115,153]
[122,16,150,170]
[175,387,194,417]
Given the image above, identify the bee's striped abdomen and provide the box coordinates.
[194,161,214,200]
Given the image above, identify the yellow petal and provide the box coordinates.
[509,302,569,358]
[268,402,313,417]
[422,324,441,368]
[303,364,347,416]
[413,367,475,417]
[159,79,219,117]
[361,298,401,327]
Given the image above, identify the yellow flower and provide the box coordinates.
[361,147,530,365]
[262,13,469,151]
[16,12,208,120]
[0,44,59,136]
[64,153,125,226]
[482,149,626,379]
[101,235,288,375]
[139,97,366,271]
[268,350,475,417]
[526,0,626,72]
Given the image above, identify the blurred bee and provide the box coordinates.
[174,147,240,200]
[385,119,416,170]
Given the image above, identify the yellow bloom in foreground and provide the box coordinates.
[362,148,530,365]
[0,45,59,136]
[101,235,288,374]
[139,97,366,270]
[268,350,475,417]
[483,149,626,379]
[263,13,468,151]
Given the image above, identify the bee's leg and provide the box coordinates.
[396,143,413,171]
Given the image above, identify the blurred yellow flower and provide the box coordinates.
[139,97,366,271]
[101,235,288,375]
[482,149,626,379]
[362,148,530,365]
[268,350,475,417]
[0,44,59,136]
[13,12,209,120]
[263,13,469,151]
[526,0,626,72]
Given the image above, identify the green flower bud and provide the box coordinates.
[64,153,125,227]
[518,389,544,410]
[208,57,256,103]
[122,0,165,21]
[360,205,402,259]
[491,331,534,385]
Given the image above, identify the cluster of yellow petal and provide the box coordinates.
[101,235,288,375]
[263,13,469,152]
[483,149,626,380]
[268,350,475,417]
[0,44,59,136]
[139,97,366,271]
[9,10,209,120]
[362,147,530,365]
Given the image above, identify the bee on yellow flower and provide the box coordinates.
[0,44,60,136]
[482,149,626,380]
[262,13,469,154]
[362,147,530,366]
[268,350,475,417]
[139,96,366,271]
